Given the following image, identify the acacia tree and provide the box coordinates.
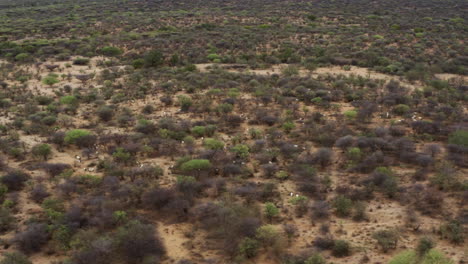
[31,144,52,161]
[181,159,212,178]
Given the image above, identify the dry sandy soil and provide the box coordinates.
[0,58,466,264]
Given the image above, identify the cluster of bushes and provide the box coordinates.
[0,1,465,263]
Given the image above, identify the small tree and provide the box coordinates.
[191,126,205,137]
[144,50,164,68]
[256,225,279,248]
[347,147,362,162]
[344,110,357,120]
[264,202,279,222]
[393,104,410,115]
[64,129,93,146]
[178,95,192,111]
[373,229,399,252]
[333,195,353,217]
[1,170,30,191]
[181,159,212,178]
[31,144,52,161]
[203,138,224,150]
[332,240,351,257]
[238,237,259,258]
[115,220,166,263]
[97,106,114,122]
[439,220,464,244]
[113,147,132,165]
[416,237,435,256]
[60,95,78,107]
[0,207,15,233]
[282,121,295,134]
[231,144,250,159]
[42,75,59,87]
[100,46,123,57]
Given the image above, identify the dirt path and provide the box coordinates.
[158,222,193,263]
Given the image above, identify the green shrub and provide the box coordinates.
[282,121,295,134]
[311,97,322,104]
[15,53,30,62]
[136,119,156,134]
[352,201,367,221]
[264,202,279,221]
[333,195,353,217]
[417,237,435,256]
[144,50,164,68]
[307,14,317,21]
[42,75,59,86]
[389,250,417,264]
[100,46,123,56]
[373,229,399,252]
[231,144,250,159]
[51,225,72,251]
[176,175,196,184]
[393,104,410,115]
[256,225,279,247]
[178,95,192,111]
[113,210,128,224]
[216,103,233,114]
[181,159,211,176]
[429,80,450,90]
[132,58,145,69]
[423,249,454,264]
[238,237,259,258]
[113,147,132,164]
[60,95,78,106]
[203,138,224,150]
[439,220,464,244]
[64,129,92,145]
[281,65,299,76]
[191,126,206,137]
[41,116,57,126]
[31,143,52,160]
[207,53,221,61]
[0,207,15,233]
[42,198,65,222]
[205,125,217,136]
[289,195,308,205]
[344,110,357,120]
[249,128,262,139]
[97,106,114,122]
[77,174,102,187]
[0,99,11,108]
[346,147,361,162]
[332,240,351,257]
[73,58,90,65]
[275,170,288,180]
[42,198,65,212]
[448,130,468,147]
[114,220,165,262]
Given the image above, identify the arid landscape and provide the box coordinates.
[0,0,466,264]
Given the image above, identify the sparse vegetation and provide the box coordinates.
[0,0,464,263]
